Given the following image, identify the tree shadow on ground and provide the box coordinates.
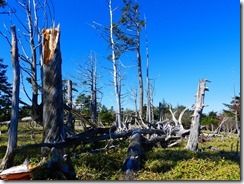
[142,147,240,174]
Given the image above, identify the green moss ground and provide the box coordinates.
[0,123,240,180]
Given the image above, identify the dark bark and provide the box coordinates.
[122,130,141,180]
[41,26,76,179]
[0,26,20,171]
[15,127,170,153]
[42,26,65,149]
[158,102,163,121]
[65,80,75,137]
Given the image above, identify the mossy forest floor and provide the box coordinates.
[0,122,240,180]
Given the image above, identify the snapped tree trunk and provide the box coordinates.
[41,26,76,179]
[42,25,65,151]
[185,79,210,151]
[0,25,20,171]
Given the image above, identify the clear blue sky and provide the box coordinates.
[0,0,240,114]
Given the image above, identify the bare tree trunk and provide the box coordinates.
[214,116,228,134]
[186,79,210,151]
[131,87,138,118]
[24,1,40,125]
[158,102,163,122]
[42,25,65,151]
[145,22,151,123]
[109,0,122,130]
[41,26,76,179]
[65,80,74,134]
[137,46,143,120]
[0,26,20,171]
[90,53,97,124]
[234,110,240,137]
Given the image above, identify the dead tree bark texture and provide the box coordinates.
[41,26,76,179]
[42,25,65,149]
[109,0,122,130]
[0,25,20,171]
[65,80,75,136]
[122,130,141,180]
[186,79,210,151]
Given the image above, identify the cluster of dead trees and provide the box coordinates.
[0,0,240,181]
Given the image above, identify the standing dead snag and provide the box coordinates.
[64,80,75,137]
[186,79,210,151]
[41,26,76,179]
[42,25,65,145]
[0,25,20,171]
[122,130,142,180]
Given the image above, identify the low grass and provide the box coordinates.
[0,123,240,180]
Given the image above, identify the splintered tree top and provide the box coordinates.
[42,26,60,65]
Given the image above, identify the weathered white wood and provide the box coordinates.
[169,105,178,126]
[21,117,32,122]
[186,79,210,151]
[65,80,75,137]
[0,25,20,171]
[109,0,123,131]
[214,116,229,134]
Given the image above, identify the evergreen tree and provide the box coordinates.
[223,95,240,136]
[115,0,145,118]
[0,59,12,121]
[0,0,6,7]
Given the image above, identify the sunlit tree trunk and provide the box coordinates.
[145,18,151,123]
[0,26,20,171]
[137,45,143,120]
[186,79,210,151]
[109,0,122,130]
[42,25,65,151]
[66,80,74,132]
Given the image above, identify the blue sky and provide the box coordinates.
[0,0,240,114]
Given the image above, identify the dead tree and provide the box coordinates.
[214,116,229,135]
[42,25,65,150]
[158,102,163,122]
[64,80,75,137]
[73,51,100,125]
[122,130,141,180]
[41,25,76,179]
[168,105,190,137]
[0,25,20,171]
[186,79,210,151]
[145,17,152,124]
[12,0,53,126]
[109,0,123,130]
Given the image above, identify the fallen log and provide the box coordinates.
[122,130,141,180]
[0,121,10,126]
